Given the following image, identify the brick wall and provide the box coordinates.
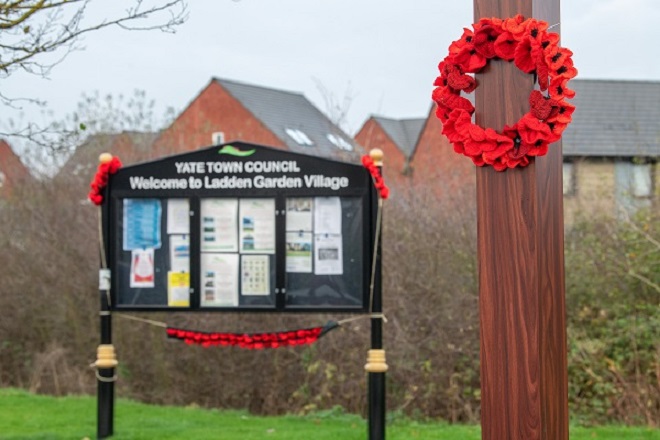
[153,80,286,157]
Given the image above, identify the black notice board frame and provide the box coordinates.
[103,141,378,313]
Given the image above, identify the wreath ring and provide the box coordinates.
[432,15,577,171]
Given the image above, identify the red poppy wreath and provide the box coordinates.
[432,14,577,171]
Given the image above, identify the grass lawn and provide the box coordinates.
[0,388,658,439]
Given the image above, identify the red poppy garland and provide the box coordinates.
[432,15,577,171]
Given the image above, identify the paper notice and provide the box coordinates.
[168,271,190,307]
[314,234,343,275]
[239,199,276,254]
[167,199,190,234]
[286,232,313,273]
[286,197,313,232]
[314,197,342,235]
[123,199,162,251]
[241,255,270,296]
[130,248,155,288]
[169,234,189,273]
[200,253,239,307]
[200,199,238,253]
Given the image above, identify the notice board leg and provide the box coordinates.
[96,310,116,439]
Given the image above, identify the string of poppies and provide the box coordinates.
[89,155,122,205]
[432,15,577,171]
[361,155,390,199]
[166,321,339,349]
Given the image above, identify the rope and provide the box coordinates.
[97,206,111,308]
[115,313,168,328]
[369,197,384,313]
[95,370,118,383]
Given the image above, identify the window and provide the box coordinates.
[211,131,225,145]
[616,161,654,199]
[326,133,353,151]
[562,162,575,196]
[285,128,313,146]
[0,171,5,188]
[631,163,652,197]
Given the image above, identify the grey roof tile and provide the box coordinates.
[372,116,425,158]
[564,79,660,157]
[215,78,359,163]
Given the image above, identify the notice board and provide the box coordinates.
[103,142,377,313]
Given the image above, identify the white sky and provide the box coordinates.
[3,0,660,138]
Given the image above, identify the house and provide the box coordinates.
[354,116,424,187]
[356,79,660,220]
[562,79,660,222]
[152,78,359,163]
[58,131,158,183]
[0,139,31,198]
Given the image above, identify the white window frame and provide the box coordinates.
[212,131,225,145]
[326,133,353,151]
[285,128,314,146]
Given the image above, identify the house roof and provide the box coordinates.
[564,79,660,157]
[0,139,31,194]
[371,116,425,159]
[214,78,359,162]
[59,131,158,178]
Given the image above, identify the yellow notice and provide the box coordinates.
[168,271,190,307]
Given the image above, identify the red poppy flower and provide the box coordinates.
[553,57,578,79]
[545,47,573,71]
[441,109,472,143]
[452,46,488,72]
[547,100,575,125]
[494,31,517,60]
[524,19,549,41]
[549,76,576,99]
[473,24,502,59]
[449,28,475,55]
[502,14,526,39]
[514,37,539,73]
[482,129,514,164]
[518,113,552,145]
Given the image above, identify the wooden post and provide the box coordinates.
[473,1,568,439]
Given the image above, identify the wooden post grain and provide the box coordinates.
[473,0,568,439]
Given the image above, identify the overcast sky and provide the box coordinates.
[3,0,660,140]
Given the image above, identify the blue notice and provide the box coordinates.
[123,199,162,251]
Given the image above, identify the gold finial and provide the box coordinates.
[364,349,388,373]
[369,148,384,167]
[92,344,118,369]
[99,153,113,164]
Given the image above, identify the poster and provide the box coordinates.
[169,234,189,273]
[239,199,276,254]
[286,197,313,232]
[314,197,342,235]
[167,199,190,234]
[286,232,313,273]
[314,234,343,275]
[130,248,155,287]
[241,255,270,296]
[123,199,162,251]
[200,198,238,252]
[168,271,190,307]
[200,253,239,307]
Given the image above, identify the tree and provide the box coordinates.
[0,0,188,143]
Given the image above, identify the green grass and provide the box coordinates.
[0,388,658,439]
